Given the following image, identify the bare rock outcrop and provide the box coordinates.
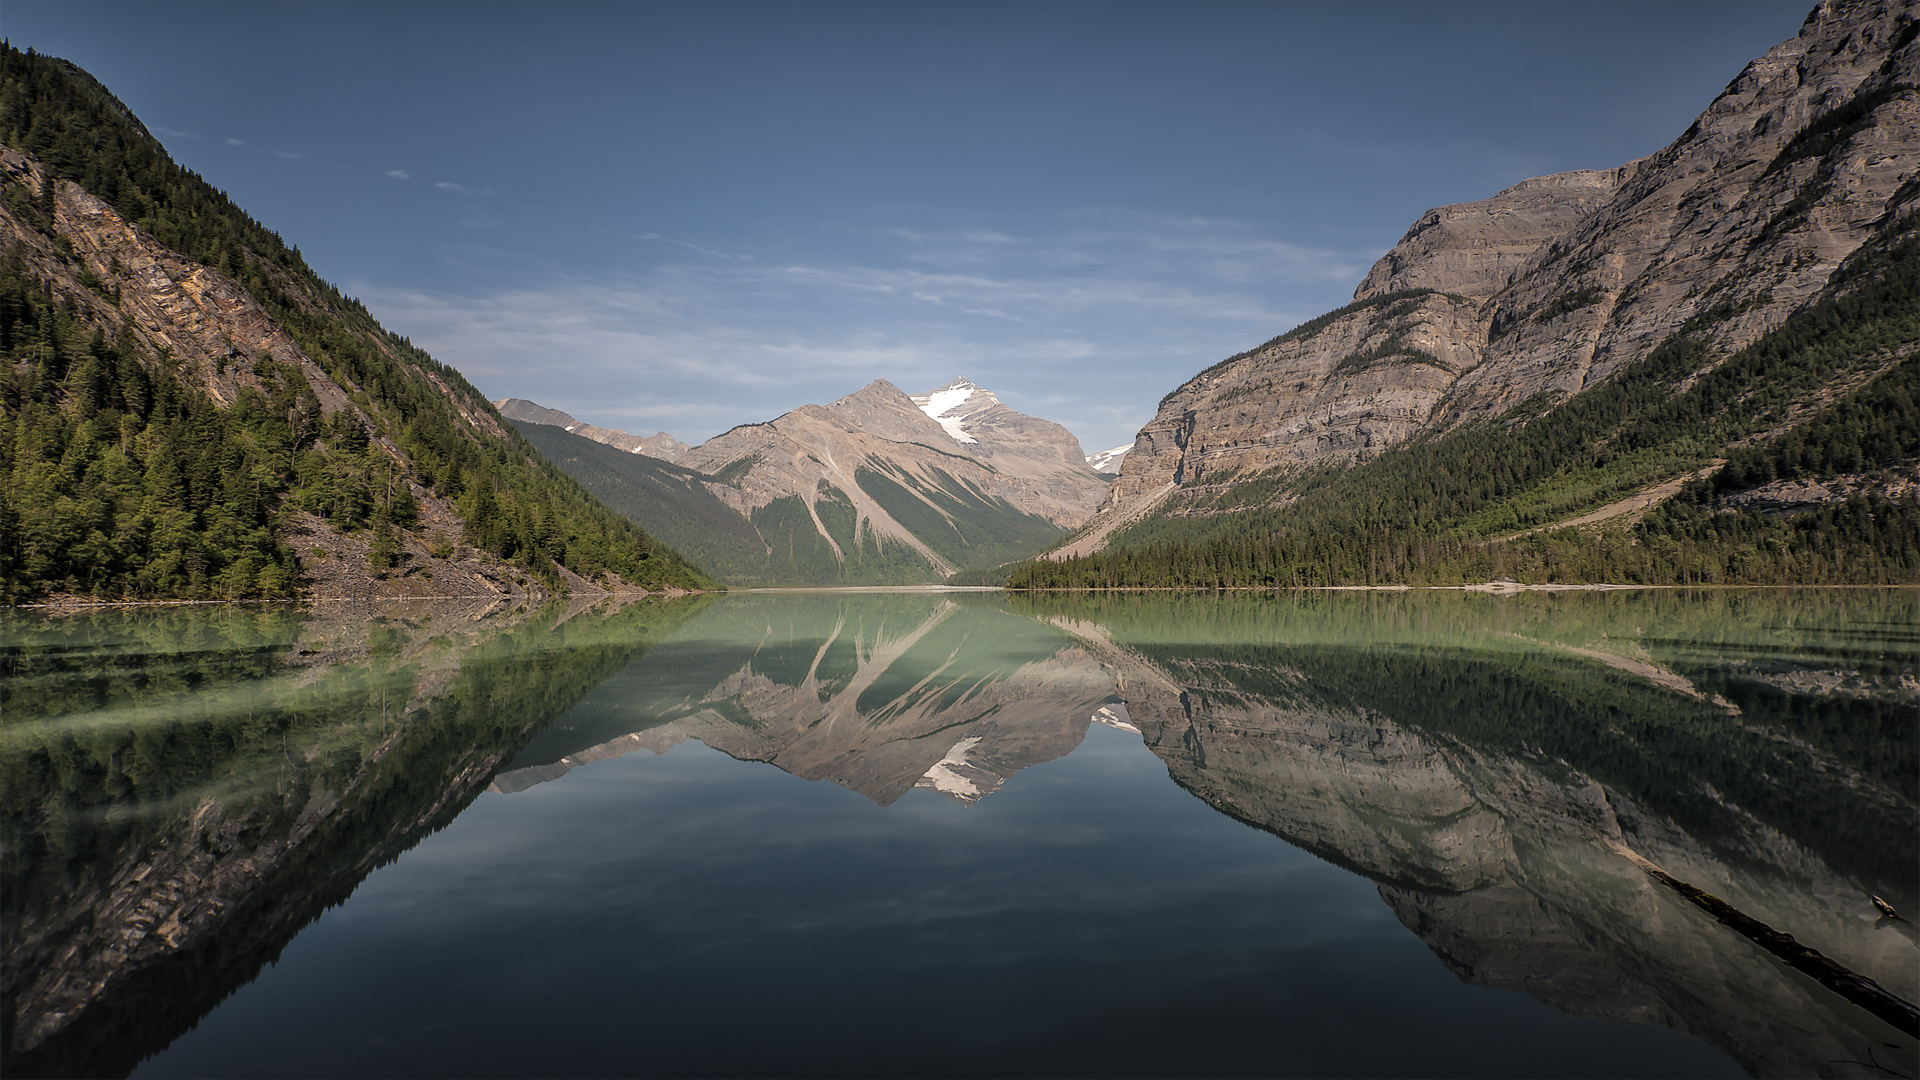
[1354,167,1637,302]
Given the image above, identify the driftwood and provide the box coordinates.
[1611,843,1919,1037]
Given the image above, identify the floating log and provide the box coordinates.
[1610,843,1920,1038]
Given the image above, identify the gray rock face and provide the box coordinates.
[1354,167,1637,302]
[1091,0,1920,532]
[1448,0,1920,423]
[493,397,689,462]
[1102,290,1486,510]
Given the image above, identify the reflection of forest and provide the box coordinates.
[1018,590,1918,1080]
[494,593,1120,806]
[0,595,710,1078]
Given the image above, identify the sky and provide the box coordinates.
[8,1,1811,456]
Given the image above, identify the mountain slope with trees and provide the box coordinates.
[1020,0,1918,589]
[0,45,715,601]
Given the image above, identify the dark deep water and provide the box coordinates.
[3,589,1915,1078]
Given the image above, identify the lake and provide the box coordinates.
[3,589,1915,1078]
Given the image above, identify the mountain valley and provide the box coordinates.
[507,376,1109,586]
[2,0,1915,605]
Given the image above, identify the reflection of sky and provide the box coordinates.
[137,727,1741,1079]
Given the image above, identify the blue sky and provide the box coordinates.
[10,1,1808,455]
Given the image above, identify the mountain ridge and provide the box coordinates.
[514,375,1110,585]
[1025,0,1919,587]
[492,398,689,462]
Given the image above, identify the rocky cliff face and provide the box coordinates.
[493,398,689,462]
[1089,0,1919,536]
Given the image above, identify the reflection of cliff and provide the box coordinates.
[1031,591,1918,1079]
[493,594,1120,806]
[0,596,706,1078]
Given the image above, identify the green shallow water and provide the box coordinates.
[3,589,1914,1078]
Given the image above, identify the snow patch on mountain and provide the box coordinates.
[1086,445,1130,474]
[1090,704,1140,734]
[916,735,990,803]
[911,377,999,446]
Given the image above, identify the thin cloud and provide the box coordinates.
[273,150,308,160]
[639,233,753,262]
[357,206,1368,451]
[226,137,246,146]
[435,181,472,194]
[152,125,203,140]
[386,169,411,180]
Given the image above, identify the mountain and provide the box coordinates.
[493,397,688,462]
[1028,0,1919,585]
[0,46,715,601]
[514,377,1110,585]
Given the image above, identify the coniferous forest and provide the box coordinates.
[0,46,715,601]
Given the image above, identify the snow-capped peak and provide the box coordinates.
[910,377,1000,446]
[1086,444,1131,474]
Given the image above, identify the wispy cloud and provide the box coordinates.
[152,125,202,140]
[385,169,411,180]
[273,150,308,160]
[435,181,472,194]
[639,233,754,262]
[359,207,1368,452]
[225,137,246,146]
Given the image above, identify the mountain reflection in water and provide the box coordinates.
[2,589,1914,1078]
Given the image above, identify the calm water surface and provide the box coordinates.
[3,590,1915,1078]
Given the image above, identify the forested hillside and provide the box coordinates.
[1012,227,1920,589]
[1017,1,1918,590]
[0,46,714,601]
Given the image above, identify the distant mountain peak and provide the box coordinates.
[910,376,1002,446]
[493,398,688,462]
[1086,444,1131,475]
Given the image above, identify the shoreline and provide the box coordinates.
[7,587,711,612]
[10,582,1915,610]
